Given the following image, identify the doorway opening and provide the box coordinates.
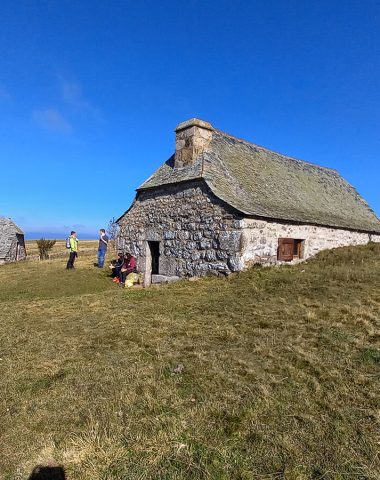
[148,241,160,275]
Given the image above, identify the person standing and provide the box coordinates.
[97,228,109,268]
[66,231,78,269]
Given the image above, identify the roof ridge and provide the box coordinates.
[213,128,339,175]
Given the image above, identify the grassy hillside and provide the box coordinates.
[0,244,379,480]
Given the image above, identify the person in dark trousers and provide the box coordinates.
[111,252,124,280]
[119,253,137,286]
[97,228,109,268]
[66,231,78,269]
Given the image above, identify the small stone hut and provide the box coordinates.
[117,118,380,284]
[0,217,26,264]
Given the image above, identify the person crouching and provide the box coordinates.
[119,253,137,287]
[111,252,124,282]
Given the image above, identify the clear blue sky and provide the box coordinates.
[1,0,379,239]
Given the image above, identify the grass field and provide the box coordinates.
[0,244,379,479]
[25,240,99,258]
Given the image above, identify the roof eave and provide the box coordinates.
[118,177,380,234]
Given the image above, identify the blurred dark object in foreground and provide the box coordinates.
[28,465,66,480]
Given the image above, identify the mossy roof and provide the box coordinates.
[137,129,380,233]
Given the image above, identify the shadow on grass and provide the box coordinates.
[28,465,66,480]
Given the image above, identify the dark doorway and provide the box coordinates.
[148,241,160,274]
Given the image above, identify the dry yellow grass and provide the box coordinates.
[0,244,379,479]
[25,240,99,258]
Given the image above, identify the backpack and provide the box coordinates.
[66,237,71,249]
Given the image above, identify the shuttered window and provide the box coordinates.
[278,238,304,261]
[278,238,294,261]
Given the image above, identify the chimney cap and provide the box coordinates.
[175,118,214,132]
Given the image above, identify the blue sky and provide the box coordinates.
[1,0,379,239]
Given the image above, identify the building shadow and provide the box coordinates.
[28,465,66,480]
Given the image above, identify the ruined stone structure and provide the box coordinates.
[0,218,26,265]
[117,119,380,284]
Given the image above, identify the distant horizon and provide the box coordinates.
[25,231,99,241]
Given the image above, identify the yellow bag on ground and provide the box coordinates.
[125,272,140,288]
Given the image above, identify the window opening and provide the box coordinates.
[278,238,304,261]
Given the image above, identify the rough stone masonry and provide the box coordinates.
[0,217,26,265]
[118,180,243,280]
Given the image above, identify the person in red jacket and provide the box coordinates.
[119,253,137,286]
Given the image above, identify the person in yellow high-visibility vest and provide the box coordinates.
[66,231,78,269]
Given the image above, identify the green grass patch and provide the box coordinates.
[360,347,380,365]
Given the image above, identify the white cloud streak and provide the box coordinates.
[59,79,100,118]
[32,108,72,133]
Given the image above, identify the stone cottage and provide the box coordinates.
[117,118,380,284]
[0,217,26,264]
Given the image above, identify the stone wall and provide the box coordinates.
[4,234,26,263]
[241,218,380,266]
[117,180,380,281]
[117,180,244,281]
[0,231,26,264]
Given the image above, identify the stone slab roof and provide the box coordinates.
[0,217,24,259]
[137,126,380,233]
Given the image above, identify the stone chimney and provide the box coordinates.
[174,118,214,169]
